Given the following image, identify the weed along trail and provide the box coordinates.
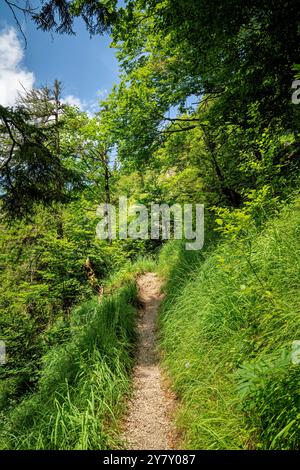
[122,272,175,450]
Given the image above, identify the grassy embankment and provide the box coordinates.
[0,258,155,450]
[157,198,300,450]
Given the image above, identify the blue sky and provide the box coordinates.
[0,3,120,112]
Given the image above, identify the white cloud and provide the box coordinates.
[62,94,93,116]
[63,94,102,116]
[63,94,85,109]
[0,28,35,106]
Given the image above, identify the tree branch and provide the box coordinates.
[3,0,35,48]
[161,125,197,134]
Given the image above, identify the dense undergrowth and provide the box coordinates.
[1,197,300,450]
[3,194,300,451]
[0,277,139,449]
[158,197,300,450]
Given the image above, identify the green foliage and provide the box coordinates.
[5,0,118,36]
[101,0,300,208]
[0,280,137,449]
[2,0,300,452]
[0,105,77,218]
[0,197,134,406]
[236,353,300,450]
[157,197,300,449]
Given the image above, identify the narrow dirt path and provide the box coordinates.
[122,272,175,450]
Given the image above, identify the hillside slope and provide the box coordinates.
[158,198,300,449]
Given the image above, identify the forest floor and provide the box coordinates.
[121,272,176,450]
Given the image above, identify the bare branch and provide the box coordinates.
[161,125,197,134]
[3,1,37,48]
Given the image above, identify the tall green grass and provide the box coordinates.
[104,256,156,292]
[0,280,138,449]
[158,198,300,449]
